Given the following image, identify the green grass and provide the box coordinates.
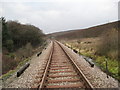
[79,51,119,80]
[18,58,29,66]
[0,70,16,80]
[81,52,119,81]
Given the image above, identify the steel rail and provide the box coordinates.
[39,41,94,89]
[56,41,94,89]
[38,41,54,88]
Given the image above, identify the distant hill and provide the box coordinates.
[48,21,119,40]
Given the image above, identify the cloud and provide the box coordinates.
[1,0,119,34]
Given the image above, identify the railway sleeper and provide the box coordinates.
[46,83,84,88]
[47,78,80,83]
[48,74,78,78]
[49,70,74,73]
[50,67,69,70]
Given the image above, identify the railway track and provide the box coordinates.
[34,41,93,89]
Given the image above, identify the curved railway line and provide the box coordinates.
[34,41,94,89]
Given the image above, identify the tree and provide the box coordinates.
[1,17,13,52]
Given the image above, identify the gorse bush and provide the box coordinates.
[5,40,14,52]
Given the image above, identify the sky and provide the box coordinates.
[0,0,119,34]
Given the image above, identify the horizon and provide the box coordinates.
[47,20,118,34]
[1,0,119,34]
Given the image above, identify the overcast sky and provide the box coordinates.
[0,0,119,34]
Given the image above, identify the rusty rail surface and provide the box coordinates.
[37,41,94,89]
[57,41,94,89]
[38,41,54,88]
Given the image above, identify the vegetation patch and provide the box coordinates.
[0,70,15,81]
[1,17,46,75]
[1,58,30,81]
[81,52,119,81]
[65,43,119,81]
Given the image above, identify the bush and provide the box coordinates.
[6,40,14,52]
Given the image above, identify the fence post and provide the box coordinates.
[105,58,109,78]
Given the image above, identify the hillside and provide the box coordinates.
[48,21,119,59]
[48,21,119,40]
[48,21,119,81]
[2,17,46,75]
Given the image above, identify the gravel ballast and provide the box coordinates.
[59,42,119,88]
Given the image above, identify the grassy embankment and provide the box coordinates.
[1,17,47,81]
[1,41,48,81]
[1,57,29,81]
[64,42,119,81]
